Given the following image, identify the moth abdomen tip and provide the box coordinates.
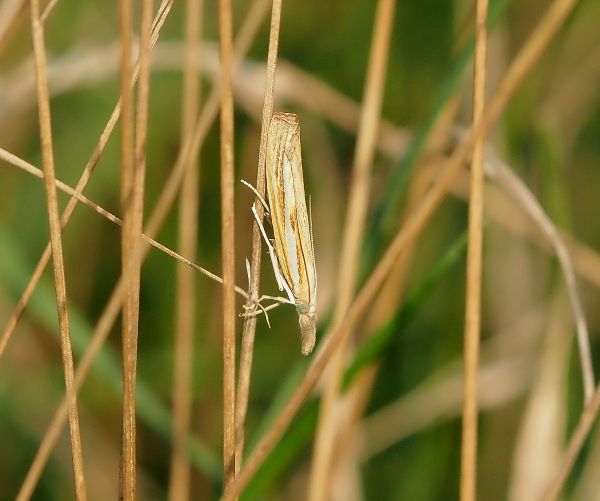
[299,313,316,356]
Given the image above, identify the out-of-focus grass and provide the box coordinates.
[1,0,599,499]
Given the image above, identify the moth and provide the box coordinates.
[246,112,317,355]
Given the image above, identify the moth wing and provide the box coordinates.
[265,113,317,314]
[265,117,297,295]
[286,137,317,309]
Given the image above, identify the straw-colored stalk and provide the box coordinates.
[460,0,489,499]
[118,0,152,497]
[218,0,237,491]
[27,0,87,499]
[235,0,283,473]
[544,382,600,499]
[169,0,203,498]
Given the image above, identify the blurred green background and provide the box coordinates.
[1,0,600,499]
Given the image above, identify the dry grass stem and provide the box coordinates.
[235,0,283,473]
[447,131,594,400]
[169,0,203,498]
[565,236,600,289]
[218,0,237,491]
[449,159,600,287]
[460,0,489,500]
[0,149,254,299]
[40,0,60,23]
[0,0,25,54]
[12,1,268,496]
[543,382,600,499]
[308,1,397,499]
[27,1,87,499]
[222,0,582,497]
[117,0,140,496]
[0,0,175,363]
[481,148,594,401]
[571,420,600,501]
[121,0,153,488]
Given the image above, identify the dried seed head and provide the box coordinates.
[299,313,316,356]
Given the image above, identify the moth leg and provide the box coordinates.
[250,299,272,328]
[255,294,295,305]
[241,258,273,327]
[241,293,293,312]
[241,295,292,320]
[241,179,270,217]
[251,203,295,304]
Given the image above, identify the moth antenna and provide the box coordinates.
[239,299,272,328]
[309,195,317,285]
[308,195,315,252]
[257,300,272,329]
[256,294,295,305]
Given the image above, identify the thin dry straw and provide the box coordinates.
[119,0,152,494]
[543,382,600,499]
[460,0,488,499]
[235,0,283,474]
[40,0,60,22]
[450,125,594,403]
[0,0,176,361]
[117,0,140,496]
[480,144,594,402]
[13,2,270,496]
[0,0,25,55]
[28,0,87,499]
[0,149,252,299]
[308,1,397,499]
[168,0,203,498]
[221,0,583,497]
[217,0,237,491]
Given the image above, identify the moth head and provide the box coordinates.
[298,312,316,356]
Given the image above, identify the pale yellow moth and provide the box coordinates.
[248,112,317,355]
